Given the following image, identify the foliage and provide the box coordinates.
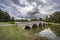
[31,18,38,21]
[45,16,49,22]
[39,18,43,21]
[45,11,60,23]
[16,19,28,22]
[0,9,10,22]
[10,17,15,24]
[0,9,15,22]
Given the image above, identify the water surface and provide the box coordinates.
[38,25,60,40]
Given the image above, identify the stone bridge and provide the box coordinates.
[15,21,48,29]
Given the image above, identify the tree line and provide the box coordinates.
[45,11,60,23]
[16,18,43,22]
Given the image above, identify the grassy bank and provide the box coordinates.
[49,25,60,37]
[0,26,33,40]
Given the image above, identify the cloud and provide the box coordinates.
[0,0,60,19]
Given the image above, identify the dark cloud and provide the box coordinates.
[0,5,6,8]
[27,0,44,6]
[12,0,26,7]
[0,0,13,6]
[12,0,20,5]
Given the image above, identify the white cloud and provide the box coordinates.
[41,0,48,3]
[20,6,34,15]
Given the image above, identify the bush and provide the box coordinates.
[10,17,15,24]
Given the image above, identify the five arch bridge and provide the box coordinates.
[15,21,48,30]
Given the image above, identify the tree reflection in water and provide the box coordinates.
[38,25,60,40]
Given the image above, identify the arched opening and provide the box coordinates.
[43,23,45,27]
[39,23,42,26]
[46,23,47,26]
[32,24,37,30]
[39,23,42,28]
[24,26,31,30]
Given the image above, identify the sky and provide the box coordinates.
[0,0,60,19]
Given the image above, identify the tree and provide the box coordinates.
[45,11,60,23]
[31,18,38,21]
[0,9,10,22]
[45,16,49,22]
[50,11,60,23]
[10,17,15,22]
[39,18,43,21]
[4,12,10,22]
[10,17,15,24]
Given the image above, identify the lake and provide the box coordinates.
[37,25,60,40]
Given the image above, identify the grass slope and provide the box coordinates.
[0,26,32,40]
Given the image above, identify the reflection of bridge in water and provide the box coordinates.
[15,21,48,29]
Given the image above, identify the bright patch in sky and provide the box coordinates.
[41,0,47,3]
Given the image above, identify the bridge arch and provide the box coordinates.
[32,24,38,30]
[39,23,42,27]
[24,26,31,30]
[39,23,42,29]
[43,23,46,27]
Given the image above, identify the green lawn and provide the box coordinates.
[0,22,10,24]
[0,26,33,40]
[0,22,15,24]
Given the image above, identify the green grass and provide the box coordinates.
[0,26,33,40]
[0,22,15,24]
[0,22,10,24]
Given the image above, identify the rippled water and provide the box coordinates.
[37,25,60,40]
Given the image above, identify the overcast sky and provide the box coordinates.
[0,0,60,19]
